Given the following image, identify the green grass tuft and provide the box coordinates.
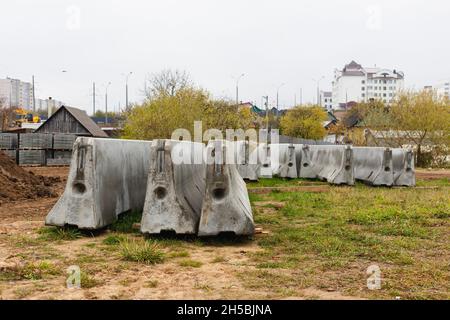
[109,211,142,233]
[119,239,165,265]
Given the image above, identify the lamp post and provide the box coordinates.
[276,83,285,117]
[234,73,245,106]
[105,82,111,124]
[313,76,325,106]
[124,72,133,111]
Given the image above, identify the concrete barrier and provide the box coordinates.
[298,145,355,185]
[353,147,394,186]
[45,137,152,229]
[253,143,272,178]
[271,144,300,179]
[198,141,255,236]
[140,140,206,235]
[233,140,259,181]
[392,149,416,187]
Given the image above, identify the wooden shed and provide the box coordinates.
[35,106,108,138]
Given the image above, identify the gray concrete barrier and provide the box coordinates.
[198,141,255,236]
[253,144,272,178]
[140,140,206,235]
[392,149,416,187]
[298,145,355,185]
[233,140,259,181]
[353,147,394,186]
[271,144,300,179]
[45,137,152,229]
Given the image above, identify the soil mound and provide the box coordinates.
[0,151,60,203]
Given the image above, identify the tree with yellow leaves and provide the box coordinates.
[280,105,328,140]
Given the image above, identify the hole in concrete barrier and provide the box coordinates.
[73,183,86,194]
[345,165,351,171]
[385,166,391,172]
[303,163,309,168]
[263,164,269,168]
[212,188,226,200]
[406,168,412,172]
[154,187,167,200]
[288,162,294,167]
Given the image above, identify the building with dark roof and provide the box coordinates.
[35,106,108,138]
[332,60,405,110]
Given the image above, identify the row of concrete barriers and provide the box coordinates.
[45,138,255,236]
[45,138,415,236]
[236,142,415,187]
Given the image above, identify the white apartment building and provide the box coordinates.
[319,91,333,111]
[0,77,33,109]
[332,61,405,110]
[425,81,450,99]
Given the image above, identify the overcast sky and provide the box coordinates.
[0,0,449,113]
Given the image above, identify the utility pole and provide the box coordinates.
[300,88,303,105]
[93,82,96,116]
[263,96,269,129]
[276,83,285,119]
[105,82,111,124]
[313,77,325,106]
[125,72,133,111]
[32,75,36,112]
[234,74,245,106]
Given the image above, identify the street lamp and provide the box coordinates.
[105,82,111,124]
[313,76,325,106]
[276,83,285,117]
[233,73,245,106]
[123,72,133,111]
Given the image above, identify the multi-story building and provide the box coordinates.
[332,61,405,110]
[319,91,333,111]
[35,98,64,113]
[425,81,450,99]
[0,77,33,110]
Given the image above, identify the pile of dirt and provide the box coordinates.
[0,152,61,203]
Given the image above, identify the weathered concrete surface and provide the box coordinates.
[232,140,259,181]
[271,144,300,179]
[392,149,416,187]
[140,140,206,235]
[253,144,272,178]
[45,137,152,229]
[298,145,355,185]
[353,147,394,186]
[198,141,255,236]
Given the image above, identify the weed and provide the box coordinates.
[119,239,165,265]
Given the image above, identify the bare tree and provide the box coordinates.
[0,98,15,132]
[144,69,193,99]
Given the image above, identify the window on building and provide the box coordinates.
[383,87,387,90]
[362,80,365,84]
[383,93,387,97]
[362,93,365,98]
[362,87,365,91]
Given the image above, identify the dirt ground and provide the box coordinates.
[415,168,450,180]
[0,167,448,300]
